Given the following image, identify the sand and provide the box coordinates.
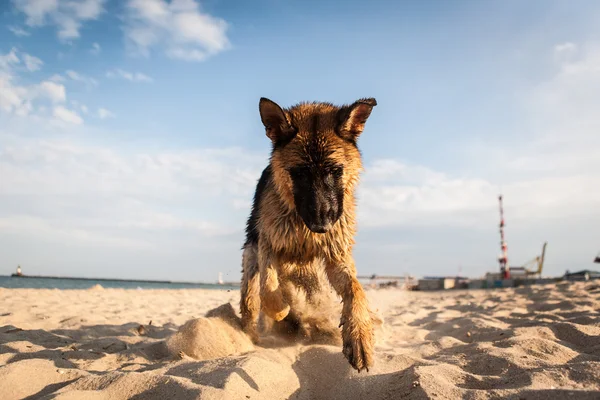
[1,281,600,399]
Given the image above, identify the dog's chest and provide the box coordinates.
[264,214,348,262]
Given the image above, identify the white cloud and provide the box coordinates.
[359,163,495,226]
[48,73,65,82]
[0,215,151,249]
[52,105,83,124]
[166,48,208,62]
[0,134,263,255]
[65,69,98,87]
[0,136,263,203]
[65,70,79,80]
[8,25,31,37]
[70,100,89,115]
[105,68,153,83]
[70,0,104,19]
[22,53,43,71]
[12,0,106,41]
[90,42,101,55]
[0,48,20,70]
[0,48,43,73]
[554,42,577,60]
[97,107,114,119]
[124,0,230,62]
[0,48,69,117]
[0,79,29,115]
[37,80,66,103]
[358,163,600,230]
[12,0,58,25]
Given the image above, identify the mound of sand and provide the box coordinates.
[165,303,254,360]
[1,282,600,399]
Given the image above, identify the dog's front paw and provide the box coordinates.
[261,290,290,322]
[269,303,291,322]
[341,316,374,372]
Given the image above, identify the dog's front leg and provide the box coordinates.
[258,242,290,322]
[324,255,374,372]
[240,244,261,343]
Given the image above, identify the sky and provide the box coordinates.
[0,0,599,283]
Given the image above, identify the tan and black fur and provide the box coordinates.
[240,97,377,372]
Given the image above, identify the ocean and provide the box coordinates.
[0,275,239,290]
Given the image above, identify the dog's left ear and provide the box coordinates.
[259,97,295,144]
[337,98,377,141]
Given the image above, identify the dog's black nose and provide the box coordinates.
[307,222,331,234]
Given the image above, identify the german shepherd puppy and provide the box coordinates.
[240,97,377,372]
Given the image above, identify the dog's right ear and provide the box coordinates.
[259,97,295,143]
[337,98,377,142]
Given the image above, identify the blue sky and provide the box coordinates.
[1,0,599,282]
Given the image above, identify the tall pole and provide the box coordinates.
[498,195,510,279]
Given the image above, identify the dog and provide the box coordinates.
[240,97,377,372]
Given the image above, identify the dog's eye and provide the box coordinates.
[323,166,343,186]
[330,166,343,179]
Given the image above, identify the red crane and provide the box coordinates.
[498,195,511,279]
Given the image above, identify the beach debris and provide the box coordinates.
[466,331,472,338]
[137,325,147,335]
[412,380,420,388]
[148,320,153,326]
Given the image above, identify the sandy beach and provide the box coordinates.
[1,281,600,399]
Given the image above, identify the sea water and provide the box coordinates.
[0,275,238,290]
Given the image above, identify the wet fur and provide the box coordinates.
[240,97,377,372]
